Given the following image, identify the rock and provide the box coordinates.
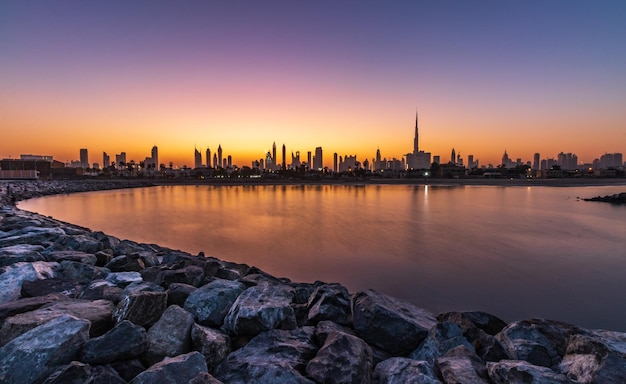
[487,360,571,384]
[47,250,97,265]
[438,311,507,336]
[191,323,231,372]
[306,283,351,325]
[58,233,104,254]
[0,293,67,322]
[167,282,197,306]
[223,282,297,337]
[80,320,147,364]
[113,239,146,257]
[106,255,145,272]
[0,314,90,384]
[0,244,45,267]
[0,298,115,345]
[435,345,491,384]
[79,279,123,302]
[106,271,143,287]
[145,305,194,364]
[306,331,373,384]
[559,329,626,383]
[161,265,205,287]
[42,361,93,384]
[215,327,317,383]
[189,371,224,384]
[314,320,357,345]
[130,351,208,384]
[496,319,581,368]
[109,359,146,382]
[0,261,59,304]
[374,357,441,384]
[120,280,165,299]
[0,226,65,247]
[409,321,475,363]
[21,277,82,298]
[58,260,107,284]
[184,279,245,327]
[352,289,437,356]
[94,249,114,266]
[113,291,168,327]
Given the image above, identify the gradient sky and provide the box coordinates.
[1,1,625,168]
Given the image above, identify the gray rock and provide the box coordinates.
[0,244,45,267]
[409,322,475,363]
[58,233,104,254]
[145,304,194,364]
[130,351,208,384]
[106,255,145,272]
[215,327,317,383]
[496,319,581,368]
[58,260,107,284]
[80,320,147,364]
[184,279,245,327]
[0,261,59,304]
[0,226,66,247]
[0,314,90,384]
[191,323,231,372]
[374,357,441,384]
[113,291,168,327]
[314,320,357,345]
[437,311,507,362]
[161,265,205,287]
[20,277,82,298]
[120,280,165,300]
[0,298,115,345]
[189,371,224,384]
[306,331,373,384]
[42,361,93,384]
[435,345,490,384]
[352,289,437,356]
[47,250,97,265]
[109,359,146,382]
[106,271,143,287]
[487,360,572,384]
[306,283,351,325]
[167,282,197,306]
[223,282,296,337]
[0,292,67,322]
[113,239,146,256]
[79,279,123,302]
[560,329,626,383]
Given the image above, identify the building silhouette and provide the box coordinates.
[314,147,323,170]
[205,148,211,168]
[218,145,223,168]
[194,147,202,168]
[80,149,88,169]
[272,142,277,171]
[103,152,110,168]
[282,144,286,170]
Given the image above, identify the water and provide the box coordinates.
[19,184,626,331]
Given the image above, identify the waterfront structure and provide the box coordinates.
[194,147,202,168]
[272,142,277,171]
[115,152,126,169]
[314,147,323,170]
[80,149,88,169]
[218,145,223,168]
[205,148,211,168]
[282,144,286,170]
[406,112,431,169]
[103,152,110,168]
[533,153,540,171]
[152,146,159,168]
[333,153,338,173]
[451,148,456,164]
[291,151,301,169]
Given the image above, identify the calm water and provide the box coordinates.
[20,184,626,331]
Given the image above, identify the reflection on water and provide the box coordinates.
[20,184,626,331]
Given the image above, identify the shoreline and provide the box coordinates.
[1,179,626,382]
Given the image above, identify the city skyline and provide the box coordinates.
[1,1,625,167]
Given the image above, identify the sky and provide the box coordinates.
[1,1,625,168]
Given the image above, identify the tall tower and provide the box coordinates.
[218,145,223,168]
[80,148,88,169]
[272,142,277,171]
[206,148,211,168]
[413,111,419,155]
[282,144,286,170]
[151,146,159,168]
[194,147,202,168]
[451,148,456,164]
[314,147,323,170]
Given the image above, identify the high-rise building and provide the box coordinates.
[115,152,126,169]
[80,148,88,169]
[194,147,202,168]
[218,145,223,168]
[227,155,232,168]
[533,153,540,171]
[103,152,110,168]
[206,148,211,168]
[307,151,312,169]
[213,153,217,168]
[151,146,159,168]
[414,111,419,154]
[334,153,338,173]
[272,142,277,171]
[282,144,286,170]
[314,147,323,170]
[451,148,456,164]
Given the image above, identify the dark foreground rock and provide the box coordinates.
[1,180,626,383]
[584,192,626,204]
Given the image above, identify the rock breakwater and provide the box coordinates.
[1,180,625,383]
[584,192,626,204]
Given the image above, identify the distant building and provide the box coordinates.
[314,147,323,170]
[282,144,286,170]
[80,148,89,169]
[218,145,223,168]
[151,146,159,168]
[115,152,126,169]
[533,153,540,171]
[194,147,202,168]
[103,152,110,168]
[333,153,338,173]
[272,142,277,171]
[205,148,211,168]
[290,151,301,169]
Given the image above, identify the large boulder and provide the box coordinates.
[306,331,373,384]
[215,327,317,383]
[145,305,195,364]
[58,233,104,254]
[435,345,490,384]
[0,244,45,267]
[559,329,626,383]
[57,260,107,284]
[47,250,97,265]
[130,351,208,384]
[106,271,143,287]
[79,279,123,302]
[306,283,351,325]
[80,320,147,364]
[0,226,65,247]
[352,289,437,356]
[373,357,441,384]
[0,314,90,384]
[409,321,475,363]
[43,362,127,384]
[113,291,168,327]
[191,323,231,372]
[0,261,59,304]
[0,293,67,323]
[184,279,245,327]
[167,282,197,307]
[437,311,507,362]
[20,277,83,298]
[487,360,571,383]
[223,282,297,337]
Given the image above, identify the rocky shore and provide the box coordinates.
[583,192,626,204]
[1,180,625,383]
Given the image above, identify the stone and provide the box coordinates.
[189,371,224,384]
[560,329,626,383]
[130,351,208,384]
[109,359,146,382]
[223,282,296,337]
[106,271,143,287]
[306,283,351,325]
[113,239,146,257]
[113,291,168,327]
[145,305,194,364]
[0,293,67,322]
[0,298,115,345]
[215,327,317,383]
[80,320,147,364]
[191,323,231,372]
[352,289,437,356]
[487,360,571,384]
[184,279,245,327]
[0,244,45,267]
[120,280,165,299]
[437,311,507,362]
[0,261,59,304]
[58,234,104,254]
[0,226,66,247]
[435,345,491,384]
[438,311,507,336]
[47,250,97,265]
[161,265,205,287]
[306,331,373,384]
[0,314,90,384]
[58,260,107,284]
[94,249,114,267]
[374,357,441,384]
[79,279,123,302]
[314,320,357,345]
[42,361,93,384]
[106,255,145,272]
[409,321,475,363]
[167,282,197,306]
[495,318,581,368]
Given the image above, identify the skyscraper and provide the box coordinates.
[194,147,202,168]
[282,144,286,170]
[314,147,323,170]
[451,148,456,164]
[218,145,223,168]
[334,153,338,173]
[151,146,159,168]
[414,111,419,154]
[103,152,110,168]
[533,153,540,171]
[272,142,277,171]
[80,148,88,169]
[206,148,211,168]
